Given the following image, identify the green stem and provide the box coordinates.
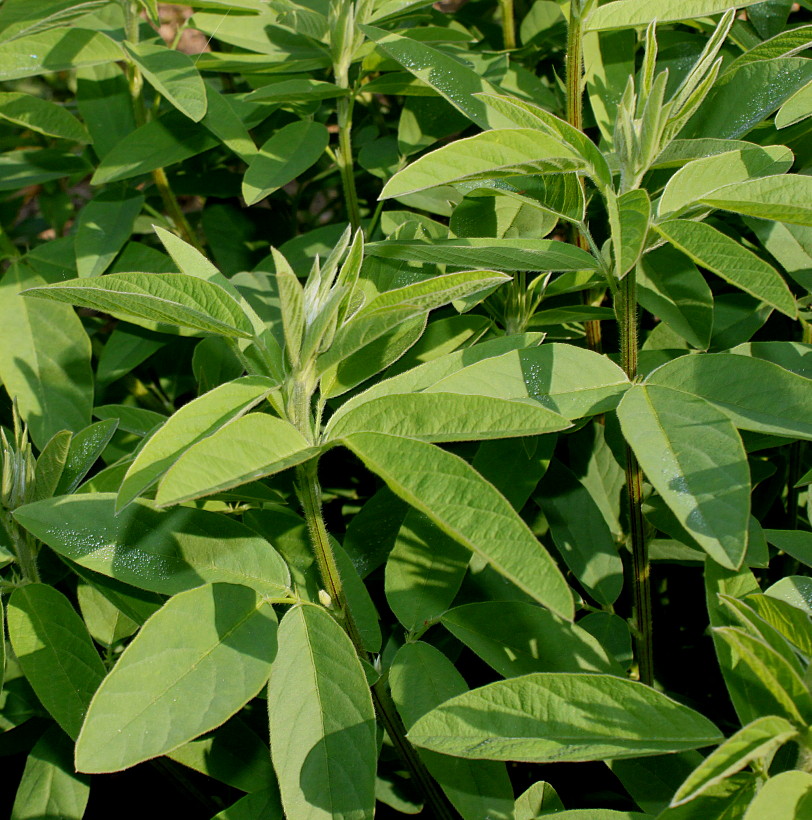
[336,94,362,232]
[500,0,516,49]
[619,271,653,686]
[151,166,206,254]
[5,513,39,583]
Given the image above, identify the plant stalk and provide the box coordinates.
[500,0,516,49]
[619,270,653,686]
[565,2,603,353]
[336,94,362,232]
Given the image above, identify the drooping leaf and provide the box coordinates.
[342,432,574,619]
[13,493,291,597]
[268,604,377,820]
[7,584,106,739]
[407,672,722,761]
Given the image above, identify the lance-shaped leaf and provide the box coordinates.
[424,343,630,419]
[654,220,796,318]
[56,418,118,495]
[123,41,206,122]
[699,174,812,227]
[617,384,750,570]
[316,270,509,374]
[155,413,316,507]
[0,91,90,142]
[342,432,574,619]
[118,376,275,509]
[671,716,798,806]
[407,672,722,761]
[75,583,278,773]
[326,392,571,443]
[647,354,812,440]
[243,121,329,206]
[390,643,515,820]
[608,189,650,278]
[22,273,255,338]
[7,584,106,739]
[33,430,71,501]
[365,238,598,272]
[585,0,764,31]
[268,604,377,820]
[14,493,290,597]
[380,129,584,200]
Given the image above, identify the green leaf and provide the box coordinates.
[33,430,71,502]
[671,715,797,806]
[365,237,598,272]
[76,63,137,159]
[385,509,470,632]
[699,174,812,228]
[744,771,812,820]
[537,461,623,606]
[200,87,258,163]
[608,189,651,278]
[0,91,90,142]
[246,78,347,103]
[647,353,812,440]
[75,583,278,773]
[13,493,291,597]
[268,604,377,820]
[212,788,284,820]
[155,413,315,507]
[381,129,584,200]
[743,593,812,659]
[75,189,145,279]
[55,418,118,495]
[93,405,166,437]
[637,245,713,350]
[7,584,106,739]
[442,602,618,676]
[77,582,138,647]
[118,376,275,509]
[776,79,812,129]
[242,121,329,206]
[0,28,122,81]
[122,41,207,122]
[654,219,796,318]
[0,262,92,448]
[0,147,90,190]
[514,781,565,818]
[407,672,722,761]
[584,0,764,30]
[390,642,514,820]
[23,272,255,339]
[326,391,571,443]
[10,726,90,820]
[617,384,750,569]
[342,432,574,619]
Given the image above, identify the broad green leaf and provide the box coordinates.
[385,509,470,632]
[75,189,145,278]
[92,110,218,185]
[380,129,584,200]
[201,86,258,162]
[334,542,382,654]
[658,146,794,218]
[14,494,291,597]
[583,29,636,144]
[342,432,574,619]
[699,174,812,227]
[326,392,571,443]
[365,237,598,272]
[584,0,764,31]
[654,219,796,318]
[407,672,722,761]
[268,604,376,820]
[33,430,71,502]
[76,63,137,159]
[69,564,163,627]
[360,26,516,130]
[744,771,812,819]
[744,593,812,659]
[247,78,347,102]
[659,774,757,820]
[77,582,138,647]
[23,272,255,338]
[213,789,284,820]
[637,245,713,349]
[766,530,812,570]
[537,461,623,606]
[155,413,315,506]
[0,0,108,40]
[450,192,558,239]
[0,92,90,142]
[671,715,797,806]
[0,147,90,190]
[776,79,812,129]
[617,384,750,569]
[442,602,617,676]
[608,189,650,277]
[0,28,122,82]
[123,41,207,122]
[423,343,630,419]
[96,324,167,386]
[118,376,275,509]
[316,270,509,374]
[390,642,514,820]
[93,405,166,437]
[7,584,106,739]
[514,781,565,818]
[0,262,92,448]
[647,353,812,440]
[242,121,329,206]
[10,726,90,820]
[75,583,278,773]
[55,418,118,495]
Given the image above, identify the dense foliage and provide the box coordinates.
[1,0,812,817]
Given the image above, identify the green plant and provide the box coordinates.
[1,0,812,817]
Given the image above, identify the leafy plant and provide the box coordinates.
[1,0,812,817]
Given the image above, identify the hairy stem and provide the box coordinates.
[336,94,362,232]
[500,0,516,49]
[619,271,653,686]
